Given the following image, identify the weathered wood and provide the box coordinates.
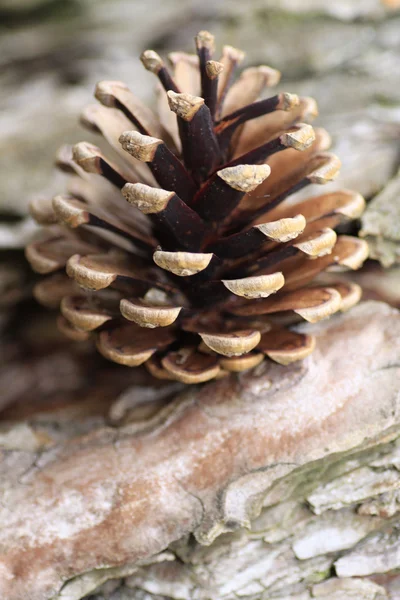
[361,170,400,267]
[1,301,399,600]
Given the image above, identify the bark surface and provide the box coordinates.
[1,301,400,600]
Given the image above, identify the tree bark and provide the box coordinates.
[1,301,400,600]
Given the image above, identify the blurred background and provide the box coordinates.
[1,0,400,216]
[1,0,400,415]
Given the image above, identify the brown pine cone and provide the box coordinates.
[26,31,368,384]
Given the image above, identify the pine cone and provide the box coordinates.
[26,32,368,384]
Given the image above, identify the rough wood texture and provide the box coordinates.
[1,301,400,600]
[362,170,400,267]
